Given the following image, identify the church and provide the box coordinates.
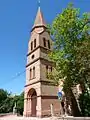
[23,7,60,117]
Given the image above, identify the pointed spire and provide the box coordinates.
[32,7,46,29]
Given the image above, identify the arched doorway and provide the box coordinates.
[31,89,37,116]
[27,88,37,117]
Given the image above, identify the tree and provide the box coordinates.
[48,3,90,116]
[11,92,24,115]
[0,89,8,103]
[16,92,24,115]
[0,89,13,113]
[0,89,24,115]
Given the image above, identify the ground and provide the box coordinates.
[0,114,90,120]
[0,115,52,120]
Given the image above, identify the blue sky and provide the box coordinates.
[0,0,90,94]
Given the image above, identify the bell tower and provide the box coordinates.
[24,7,60,117]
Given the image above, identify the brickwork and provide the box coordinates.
[41,98,60,117]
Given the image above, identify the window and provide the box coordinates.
[46,65,48,78]
[33,67,35,78]
[43,37,46,47]
[46,65,48,72]
[46,66,52,79]
[50,67,52,72]
[31,42,33,51]
[34,39,36,48]
[32,54,35,59]
[48,40,50,49]
[30,68,32,79]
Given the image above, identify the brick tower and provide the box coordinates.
[24,7,60,117]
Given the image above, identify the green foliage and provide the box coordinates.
[79,92,90,116]
[49,3,90,116]
[0,97,13,113]
[16,92,24,115]
[49,3,90,89]
[0,89,8,103]
[0,89,13,113]
[0,89,24,115]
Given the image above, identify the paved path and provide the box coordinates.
[0,115,90,120]
[0,115,52,120]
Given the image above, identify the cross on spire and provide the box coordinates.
[38,0,40,7]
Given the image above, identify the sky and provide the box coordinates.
[0,0,90,95]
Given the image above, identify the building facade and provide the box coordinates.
[23,7,60,117]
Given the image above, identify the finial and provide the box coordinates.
[38,0,40,8]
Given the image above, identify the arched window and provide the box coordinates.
[48,40,50,49]
[30,68,32,79]
[31,42,33,51]
[43,37,46,47]
[46,65,48,78]
[51,67,52,72]
[34,39,36,48]
[33,67,35,78]
[46,65,48,72]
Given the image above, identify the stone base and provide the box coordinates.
[41,98,60,117]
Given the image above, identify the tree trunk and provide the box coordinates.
[64,88,81,116]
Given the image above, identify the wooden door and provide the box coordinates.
[31,92,37,116]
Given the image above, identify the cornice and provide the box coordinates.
[25,80,57,87]
[27,45,51,57]
[26,57,53,68]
